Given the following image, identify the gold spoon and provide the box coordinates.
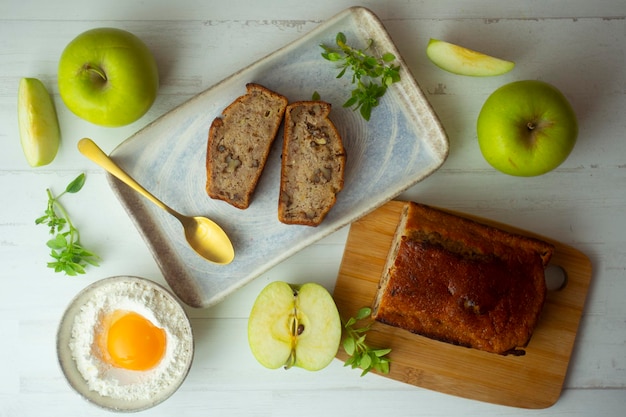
[78,138,235,265]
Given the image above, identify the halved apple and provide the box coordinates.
[247,281,341,371]
[426,38,515,76]
[18,78,61,167]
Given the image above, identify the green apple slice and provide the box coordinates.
[18,78,61,167]
[426,38,515,76]
[248,281,341,371]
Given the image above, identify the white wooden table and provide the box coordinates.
[1,1,625,415]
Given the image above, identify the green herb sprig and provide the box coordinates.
[321,32,401,121]
[342,306,391,376]
[35,173,100,275]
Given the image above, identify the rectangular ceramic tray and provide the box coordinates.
[333,200,593,409]
[108,7,449,308]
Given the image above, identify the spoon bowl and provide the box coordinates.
[78,138,234,265]
[180,215,235,265]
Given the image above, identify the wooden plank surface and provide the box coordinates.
[2,1,625,415]
[333,200,593,409]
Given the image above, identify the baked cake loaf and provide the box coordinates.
[278,101,346,226]
[206,83,288,209]
[372,202,555,355]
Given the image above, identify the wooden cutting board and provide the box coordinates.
[333,200,592,409]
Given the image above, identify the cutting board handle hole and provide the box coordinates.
[545,265,567,291]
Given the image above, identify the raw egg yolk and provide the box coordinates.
[100,310,166,371]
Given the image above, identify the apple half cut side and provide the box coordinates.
[247,281,341,371]
[18,78,61,167]
[426,38,515,77]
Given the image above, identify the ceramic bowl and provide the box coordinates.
[56,276,194,412]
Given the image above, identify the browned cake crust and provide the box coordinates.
[278,101,346,226]
[206,83,288,209]
[372,202,555,355]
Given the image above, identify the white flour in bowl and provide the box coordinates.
[68,278,193,401]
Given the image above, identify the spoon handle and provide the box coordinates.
[77,138,180,218]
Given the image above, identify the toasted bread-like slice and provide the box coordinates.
[278,101,346,226]
[206,83,288,209]
[372,202,554,355]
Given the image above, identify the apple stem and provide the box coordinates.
[527,122,536,130]
[284,350,296,370]
[83,64,108,84]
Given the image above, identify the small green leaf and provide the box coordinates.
[356,307,371,320]
[373,348,392,357]
[47,234,67,249]
[34,215,49,225]
[360,104,372,121]
[336,32,347,45]
[65,173,86,193]
[364,56,378,68]
[382,52,396,62]
[326,52,343,62]
[352,326,371,335]
[375,360,390,374]
[343,336,356,355]
[344,316,356,328]
[360,352,372,369]
[343,96,358,108]
[343,356,356,367]
[69,263,86,275]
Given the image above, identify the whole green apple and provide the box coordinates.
[58,27,159,127]
[477,80,578,176]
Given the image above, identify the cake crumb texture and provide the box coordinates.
[278,101,346,226]
[206,83,288,209]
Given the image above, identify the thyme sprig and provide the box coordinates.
[342,306,391,376]
[35,173,100,275]
[321,32,401,121]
